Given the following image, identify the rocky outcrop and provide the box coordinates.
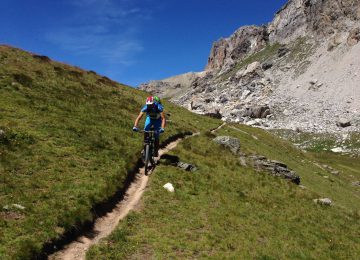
[269,0,360,43]
[207,0,360,72]
[213,136,241,154]
[249,155,301,185]
[139,0,360,134]
[206,26,268,71]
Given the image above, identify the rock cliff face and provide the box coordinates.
[206,26,268,71]
[205,0,360,72]
[140,0,360,133]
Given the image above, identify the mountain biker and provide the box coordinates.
[133,96,166,157]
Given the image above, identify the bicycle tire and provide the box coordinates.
[144,144,150,175]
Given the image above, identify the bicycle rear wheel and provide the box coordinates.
[144,144,150,175]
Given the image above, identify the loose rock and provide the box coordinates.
[12,204,25,210]
[262,62,273,70]
[163,183,175,192]
[313,198,332,206]
[177,162,198,172]
[351,181,360,187]
[336,118,351,128]
[331,147,344,153]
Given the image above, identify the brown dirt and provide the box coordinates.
[0,211,25,220]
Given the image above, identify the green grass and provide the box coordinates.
[87,131,360,259]
[218,124,360,211]
[0,45,220,259]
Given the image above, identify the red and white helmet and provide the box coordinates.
[146,96,154,105]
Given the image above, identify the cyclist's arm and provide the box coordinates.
[160,112,166,128]
[134,112,144,127]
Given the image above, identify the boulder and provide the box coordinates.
[347,28,360,46]
[277,46,289,57]
[262,62,273,70]
[336,119,351,128]
[205,109,222,119]
[244,106,271,118]
[327,33,343,51]
[243,61,262,75]
[245,120,260,126]
[213,136,241,154]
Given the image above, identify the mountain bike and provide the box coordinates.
[139,130,160,175]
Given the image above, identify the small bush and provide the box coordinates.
[32,55,51,63]
[0,128,35,146]
[13,73,33,87]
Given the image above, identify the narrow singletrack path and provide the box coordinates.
[211,122,226,133]
[49,134,195,260]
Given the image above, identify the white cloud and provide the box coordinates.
[46,0,147,65]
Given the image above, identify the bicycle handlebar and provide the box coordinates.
[137,130,161,134]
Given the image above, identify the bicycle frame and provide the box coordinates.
[138,130,159,175]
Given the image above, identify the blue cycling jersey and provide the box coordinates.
[141,103,164,120]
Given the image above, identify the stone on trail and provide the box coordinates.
[163,183,175,193]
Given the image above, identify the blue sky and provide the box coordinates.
[0,0,287,86]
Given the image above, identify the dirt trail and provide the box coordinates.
[49,135,192,260]
[211,122,226,133]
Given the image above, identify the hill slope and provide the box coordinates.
[88,124,360,259]
[0,45,219,259]
[1,45,359,260]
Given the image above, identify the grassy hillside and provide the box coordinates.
[88,124,360,259]
[1,45,359,259]
[0,45,219,259]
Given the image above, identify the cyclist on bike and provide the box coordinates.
[133,96,166,157]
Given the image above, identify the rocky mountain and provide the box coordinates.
[140,0,360,133]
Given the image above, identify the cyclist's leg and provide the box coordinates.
[144,116,152,142]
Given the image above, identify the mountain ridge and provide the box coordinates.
[140,0,360,134]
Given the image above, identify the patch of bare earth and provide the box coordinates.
[0,211,25,220]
